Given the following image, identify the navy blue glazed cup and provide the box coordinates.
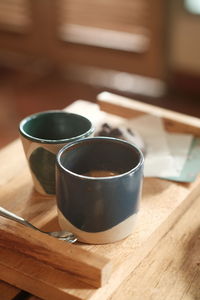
[56,137,144,244]
[19,110,94,195]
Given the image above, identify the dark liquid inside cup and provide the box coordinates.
[83,170,120,177]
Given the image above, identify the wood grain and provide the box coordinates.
[97,92,200,136]
[0,247,93,300]
[110,195,200,300]
[0,98,200,299]
[0,280,20,300]
[0,221,112,288]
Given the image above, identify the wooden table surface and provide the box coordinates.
[1,191,200,300]
[1,94,200,300]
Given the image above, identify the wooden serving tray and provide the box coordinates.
[0,92,200,300]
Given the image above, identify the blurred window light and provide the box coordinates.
[58,0,150,52]
[60,24,149,53]
[63,65,166,98]
[185,0,200,15]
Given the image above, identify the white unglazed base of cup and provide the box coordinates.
[57,208,137,244]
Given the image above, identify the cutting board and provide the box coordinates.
[0,92,200,300]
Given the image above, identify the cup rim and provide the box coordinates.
[19,110,94,144]
[56,136,144,180]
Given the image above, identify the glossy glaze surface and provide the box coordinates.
[56,137,144,243]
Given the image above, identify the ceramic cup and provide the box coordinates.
[56,137,144,244]
[19,110,94,195]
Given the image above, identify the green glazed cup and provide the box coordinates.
[19,110,94,195]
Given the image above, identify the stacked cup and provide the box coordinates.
[19,110,144,244]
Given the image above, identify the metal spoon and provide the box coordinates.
[0,206,77,244]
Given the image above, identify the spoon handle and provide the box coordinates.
[0,206,36,230]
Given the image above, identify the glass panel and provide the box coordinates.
[185,0,200,15]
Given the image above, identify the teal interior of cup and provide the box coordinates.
[20,111,93,143]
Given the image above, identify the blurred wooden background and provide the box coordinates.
[0,0,200,149]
